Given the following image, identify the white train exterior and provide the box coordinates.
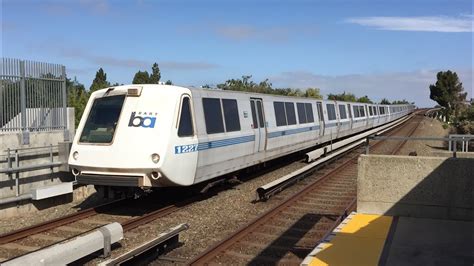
[69,85,414,189]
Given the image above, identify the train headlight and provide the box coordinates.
[72,151,79,160]
[151,153,160,164]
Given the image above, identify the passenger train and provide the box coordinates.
[68,85,414,194]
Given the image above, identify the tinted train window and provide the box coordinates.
[379,106,384,115]
[274,102,287,126]
[285,102,297,125]
[297,103,307,124]
[250,100,258,128]
[353,106,360,118]
[338,105,347,119]
[178,97,193,137]
[203,98,224,134]
[369,106,373,116]
[306,103,315,123]
[80,95,125,143]
[256,101,264,128]
[359,106,366,117]
[327,104,337,120]
[222,99,240,132]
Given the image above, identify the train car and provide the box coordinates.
[68,85,414,195]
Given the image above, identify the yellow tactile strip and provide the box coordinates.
[301,212,393,266]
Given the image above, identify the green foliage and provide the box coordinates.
[304,88,323,99]
[149,63,161,84]
[392,99,410,104]
[429,70,467,120]
[165,80,173,85]
[132,63,162,84]
[357,95,373,103]
[380,98,391,105]
[67,77,89,128]
[132,70,150,84]
[89,68,110,93]
[327,92,356,102]
[216,75,322,99]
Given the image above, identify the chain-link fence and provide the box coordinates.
[0,58,68,144]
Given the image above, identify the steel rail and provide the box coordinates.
[0,199,125,245]
[189,109,427,265]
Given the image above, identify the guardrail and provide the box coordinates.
[365,135,474,156]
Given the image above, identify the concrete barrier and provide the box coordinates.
[357,155,473,221]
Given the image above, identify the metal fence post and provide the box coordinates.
[19,60,29,145]
[61,66,69,141]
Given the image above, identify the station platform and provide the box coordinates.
[301,212,473,266]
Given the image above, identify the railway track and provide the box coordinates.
[189,111,426,265]
[0,189,203,262]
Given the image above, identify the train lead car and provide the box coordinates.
[68,84,414,196]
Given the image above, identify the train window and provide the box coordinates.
[297,103,307,124]
[374,106,378,115]
[178,97,194,137]
[256,101,265,128]
[327,104,337,120]
[203,98,224,134]
[369,106,373,116]
[353,106,360,118]
[359,106,366,117]
[338,105,347,119]
[222,99,241,132]
[250,100,258,128]
[285,102,297,125]
[306,103,315,123]
[79,95,125,143]
[379,106,384,115]
[274,102,287,126]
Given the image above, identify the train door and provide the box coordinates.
[316,102,325,136]
[347,103,353,129]
[250,98,266,152]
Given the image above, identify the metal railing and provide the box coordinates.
[365,135,474,157]
[1,145,68,197]
[0,58,69,144]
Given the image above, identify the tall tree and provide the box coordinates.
[132,70,150,84]
[149,63,161,84]
[380,98,391,105]
[67,77,89,127]
[165,80,173,85]
[89,68,110,92]
[327,92,356,102]
[357,95,373,103]
[305,88,323,99]
[429,70,467,119]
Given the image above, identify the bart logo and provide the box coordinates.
[128,112,156,128]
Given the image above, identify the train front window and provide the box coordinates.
[79,95,125,143]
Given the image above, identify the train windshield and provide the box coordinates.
[79,95,126,143]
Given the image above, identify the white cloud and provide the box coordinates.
[346,15,473,32]
[269,69,473,107]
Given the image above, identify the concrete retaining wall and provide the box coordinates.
[0,108,96,217]
[357,155,473,221]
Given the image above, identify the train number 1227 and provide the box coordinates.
[175,144,198,154]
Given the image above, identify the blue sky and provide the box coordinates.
[1,0,472,106]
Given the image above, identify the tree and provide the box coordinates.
[392,99,409,104]
[132,70,150,84]
[429,70,467,120]
[67,77,89,127]
[165,80,173,85]
[380,98,391,105]
[327,92,356,102]
[357,95,373,103]
[149,63,161,84]
[305,88,323,99]
[89,68,110,92]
